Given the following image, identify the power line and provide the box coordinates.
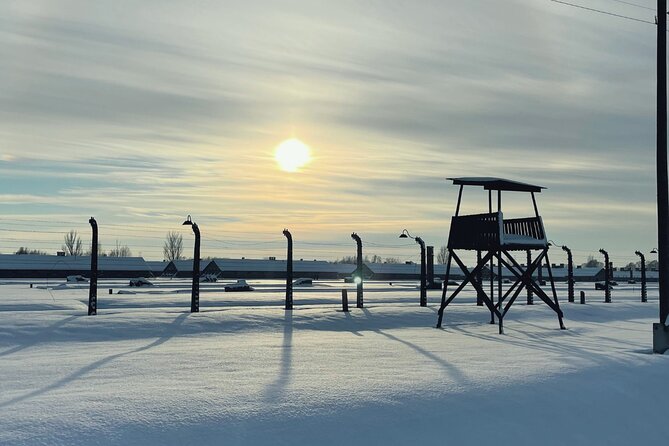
[602,0,656,11]
[550,0,656,24]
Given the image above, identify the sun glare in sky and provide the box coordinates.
[274,138,312,172]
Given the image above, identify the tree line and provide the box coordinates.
[14,230,186,261]
[333,254,403,264]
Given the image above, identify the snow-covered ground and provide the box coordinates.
[0,279,667,445]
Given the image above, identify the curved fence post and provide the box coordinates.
[351,232,363,308]
[88,217,98,316]
[283,229,293,310]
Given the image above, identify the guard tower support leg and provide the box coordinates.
[436,252,453,328]
[476,250,483,306]
[544,252,566,330]
[489,254,495,324]
[526,250,533,305]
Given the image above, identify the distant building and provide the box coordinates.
[161,259,205,278]
[145,260,168,277]
[490,265,604,282]
[0,254,151,278]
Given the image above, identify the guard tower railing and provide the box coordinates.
[447,212,546,251]
[502,216,546,242]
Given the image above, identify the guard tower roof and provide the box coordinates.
[448,177,545,193]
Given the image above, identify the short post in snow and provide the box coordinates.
[88,217,98,316]
[351,232,363,308]
[580,290,586,304]
[426,245,435,288]
[183,215,200,312]
[341,289,349,312]
[599,249,611,303]
[635,251,648,303]
[283,229,293,310]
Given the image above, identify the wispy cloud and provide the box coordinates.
[0,0,658,261]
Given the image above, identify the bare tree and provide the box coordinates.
[109,240,132,257]
[370,254,382,263]
[163,231,183,261]
[384,257,401,264]
[62,230,83,257]
[583,255,603,268]
[85,243,106,257]
[437,245,448,264]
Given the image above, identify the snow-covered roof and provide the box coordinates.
[210,258,355,274]
[0,255,150,271]
[613,270,659,280]
[494,266,602,279]
[166,259,197,271]
[145,261,168,273]
[207,258,449,276]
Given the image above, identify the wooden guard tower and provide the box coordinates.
[436,177,566,334]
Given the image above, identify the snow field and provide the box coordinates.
[0,280,667,445]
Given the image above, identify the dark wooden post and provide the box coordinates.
[417,237,427,307]
[599,249,611,303]
[526,250,533,305]
[426,245,435,288]
[538,260,543,284]
[88,217,98,316]
[283,229,293,310]
[563,245,574,303]
[341,289,349,312]
[351,232,363,308]
[636,251,647,303]
[580,290,586,304]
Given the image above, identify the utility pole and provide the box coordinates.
[655,0,669,353]
[550,0,669,352]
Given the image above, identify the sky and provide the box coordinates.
[0,0,662,265]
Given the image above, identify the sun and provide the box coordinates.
[274,139,312,172]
